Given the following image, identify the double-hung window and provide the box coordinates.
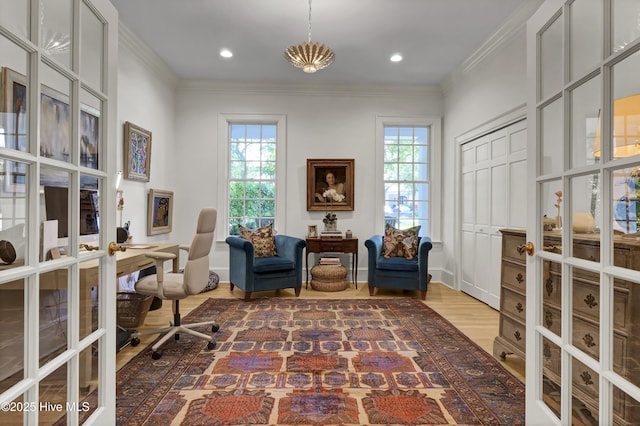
[219,114,286,236]
[378,117,441,239]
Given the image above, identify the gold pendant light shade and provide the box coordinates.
[284,41,335,73]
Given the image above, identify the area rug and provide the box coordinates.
[80,298,525,425]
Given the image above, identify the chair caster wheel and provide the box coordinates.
[130,337,140,347]
[152,351,162,360]
[207,341,216,350]
[212,324,220,332]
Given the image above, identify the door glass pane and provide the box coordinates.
[40,0,72,67]
[610,51,640,160]
[614,280,639,386]
[80,90,101,170]
[612,0,640,53]
[571,174,601,260]
[79,174,100,243]
[613,384,640,423]
[543,260,562,336]
[40,362,68,424]
[570,0,602,79]
[572,76,601,167]
[571,357,599,425]
[40,66,72,164]
[79,259,99,341]
[541,14,563,101]
[612,166,640,235]
[80,3,104,91]
[0,38,29,154]
[79,345,97,418]
[0,1,28,38]
[541,98,564,175]
[0,278,25,394]
[0,160,28,265]
[0,394,25,425]
[542,180,563,234]
[542,337,562,420]
[40,267,68,368]
[40,167,69,256]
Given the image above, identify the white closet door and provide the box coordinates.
[460,120,527,309]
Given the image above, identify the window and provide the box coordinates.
[218,114,286,238]
[228,123,277,234]
[383,126,430,235]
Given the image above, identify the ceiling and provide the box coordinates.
[110,0,538,86]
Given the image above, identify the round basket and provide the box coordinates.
[310,264,348,292]
[117,293,154,329]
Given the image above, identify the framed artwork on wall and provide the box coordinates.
[124,121,152,182]
[306,158,355,211]
[147,189,173,235]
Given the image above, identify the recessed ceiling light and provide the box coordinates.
[220,48,233,58]
[390,53,403,62]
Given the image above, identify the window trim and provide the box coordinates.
[217,113,287,241]
[375,116,441,241]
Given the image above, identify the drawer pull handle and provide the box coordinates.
[514,330,522,341]
[515,273,524,283]
[515,302,523,313]
[580,370,594,386]
[544,310,553,328]
[584,293,597,309]
[543,342,551,359]
[582,333,596,348]
[589,256,597,262]
[545,279,554,297]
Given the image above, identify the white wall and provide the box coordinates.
[440,7,538,288]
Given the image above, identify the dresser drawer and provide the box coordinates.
[502,261,526,293]
[573,316,626,371]
[501,287,525,322]
[502,233,527,263]
[499,314,526,352]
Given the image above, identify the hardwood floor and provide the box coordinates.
[116,281,526,382]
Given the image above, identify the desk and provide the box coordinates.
[305,238,358,288]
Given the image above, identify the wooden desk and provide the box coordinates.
[305,238,358,287]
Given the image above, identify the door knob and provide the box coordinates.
[517,242,534,256]
[108,241,126,256]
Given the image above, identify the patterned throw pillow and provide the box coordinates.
[239,224,277,258]
[382,223,421,260]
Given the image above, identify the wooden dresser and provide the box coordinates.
[494,228,640,425]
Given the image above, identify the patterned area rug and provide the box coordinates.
[85,298,525,425]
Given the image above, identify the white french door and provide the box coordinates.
[526,0,640,424]
[0,0,118,424]
[460,119,527,309]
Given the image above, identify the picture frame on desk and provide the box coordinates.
[147,189,173,235]
[307,224,318,238]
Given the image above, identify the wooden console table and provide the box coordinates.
[305,238,358,288]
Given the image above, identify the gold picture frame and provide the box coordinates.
[124,121,152,182]
[307,158,355,211]
[147,189,173,235]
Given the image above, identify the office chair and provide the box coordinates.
[130,208,218,359]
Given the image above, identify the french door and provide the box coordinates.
[0,0,118,424]
[526,0,640,423]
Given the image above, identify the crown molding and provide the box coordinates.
[118,22,178,85]
[177,79,442,98]
[440,0,543,93]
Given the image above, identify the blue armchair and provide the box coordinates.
[225,235,306,301]
[364,235,432,300]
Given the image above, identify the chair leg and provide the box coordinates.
[244,291,252,301]
[230,283,235,291]
[420,290,426,300]
[295,287,301,297]
[368,286,375,296]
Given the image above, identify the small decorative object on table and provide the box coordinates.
[345,229,353,239]
[554,190,563,229]
[322,188,345,232]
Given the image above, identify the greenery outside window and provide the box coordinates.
[383,126,430,235]
[228,123,277,235]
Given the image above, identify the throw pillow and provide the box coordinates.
[239,223,277,258]
[383,223,421,260]
[0,223,25,260]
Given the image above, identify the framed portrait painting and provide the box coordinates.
[307,158,354,211]
[124,121,152,182]
[147,189,173,235]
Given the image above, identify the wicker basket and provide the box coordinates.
[117,293,154,328]
[310,264,348,292]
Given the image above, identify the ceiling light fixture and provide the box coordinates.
[284,0,334,73]
[220,48,233,58]
[390,53,403,62]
